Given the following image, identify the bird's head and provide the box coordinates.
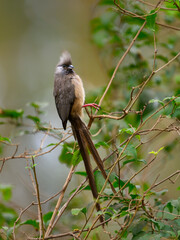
[55,51,74,75]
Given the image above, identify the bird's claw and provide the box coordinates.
[82,103,101,110]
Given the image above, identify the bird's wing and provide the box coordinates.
[54,76,75,130]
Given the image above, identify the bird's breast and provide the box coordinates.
[71,75,85,117]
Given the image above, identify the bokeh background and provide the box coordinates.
[0,0,179,230]
[0,0,108,210]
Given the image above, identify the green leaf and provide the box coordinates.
[75,171,87,176]
[43,212,53,227]
[0,184,12,201]
[135,134,141,141]
[26,115,40,123]
[128,183,136,193]
[94,170,105,192]
[156,55,169,63]
[25,163,37,170]
[126,145,137,159]
[0,109,24,119]
[118,144,137,160]
[123,159,146,166]
[81,207,87,216]
[72,149,83,166]
[0,135,11,143]
[149,146,164,156]
[120,211,129,217]
[83,185,91,191]
[165,0,179,9]
[20,219,39,230]
[95,141,109,149]
[170,198,180,213]
[119,127,136,135]
[59,142,75,166]
[45,143,58,148]
[166,201,173,213]
[71,208,87,216]
[146,10,157,32]
[28,101,48,114]
[163,96,174,101]
[149,99,164,106]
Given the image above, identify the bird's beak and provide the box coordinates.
[68,65,74,70]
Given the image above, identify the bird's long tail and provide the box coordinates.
[70,116,104,224]
[70,116,116,194]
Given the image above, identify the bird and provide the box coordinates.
[53,51,116,224]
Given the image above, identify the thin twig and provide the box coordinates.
[32,157,45,239]
[88,14,147,128]
[45,165,75,237]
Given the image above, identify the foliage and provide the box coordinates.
[0,0,180,239]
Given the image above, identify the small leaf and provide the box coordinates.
[45,143,58,148]
[123,158,146,166]
[83,185,91,191]
[81,207,87,216]
[59,142,74,166]
[71,208,85,216]
[28,101,48,114]
[166,202,173,213]
[0,109,24,119]
[27,115,40,123]
[20,219,39,230]
[149,99,164,106]
[119,127,136,135]
[25,166,32,169]
[25,163,37,170]
[0,135,11,143]
[43,212,53,226]
[126,145,137,159]
[163,96,174,101]
[75,171,87,176]
[146,10,157,32]
[128,183,136,193]
[135,134,141,141]
[149,146,164,156]
[95,141,109,149]
[94,171,105,192]
[120,211,129,217]
[72,149,83,166]
[156,54,169,63]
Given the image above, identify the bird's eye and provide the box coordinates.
[62,64,67,68]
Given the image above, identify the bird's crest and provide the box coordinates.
[58,51,72,66]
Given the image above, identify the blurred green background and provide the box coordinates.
[0,0,109,212]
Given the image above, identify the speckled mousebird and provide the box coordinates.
[53,51,116,224]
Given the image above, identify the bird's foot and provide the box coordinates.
[82,103,101,110]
